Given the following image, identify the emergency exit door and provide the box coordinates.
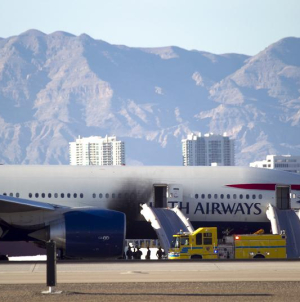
[153,185,167,208]
[276,186,290,210]
[153,184,183,208]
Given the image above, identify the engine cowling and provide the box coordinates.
[49,208,126,258]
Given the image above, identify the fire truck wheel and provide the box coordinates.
[190,255,202,259]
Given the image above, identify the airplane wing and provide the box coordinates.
[0,194,56,213]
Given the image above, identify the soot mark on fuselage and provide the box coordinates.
[107,179,153,222]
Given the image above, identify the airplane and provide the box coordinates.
[0,165,299,259]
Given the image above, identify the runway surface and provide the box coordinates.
[1,260,300,283]
[0,282,300,302]
[1,261,300,301]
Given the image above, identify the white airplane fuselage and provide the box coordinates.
[0,165,300,238]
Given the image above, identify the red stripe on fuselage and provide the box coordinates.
[226,184,300,191]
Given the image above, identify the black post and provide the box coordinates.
[46,240,56,287]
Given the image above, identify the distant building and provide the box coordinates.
[182,133,235,166]
[69,135,125,166]
[250,155,300,174]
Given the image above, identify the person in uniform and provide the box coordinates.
[145,247,151,260]
[136,247,143,259]
[156,247,163,259]
[126,245,133,259]
[132,246,137,259]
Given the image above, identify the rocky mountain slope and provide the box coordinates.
[0,30,299,165]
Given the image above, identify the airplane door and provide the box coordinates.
[167,185,183,204]
[276,186,290,210]
[153,185,167,208]
[153,184,183,208]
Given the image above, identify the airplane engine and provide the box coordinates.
[32,208,126,259]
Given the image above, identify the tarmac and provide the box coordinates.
[1,260,300,301]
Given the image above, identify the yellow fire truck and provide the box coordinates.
[168,227,287,260]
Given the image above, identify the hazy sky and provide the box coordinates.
[0,0,299,55]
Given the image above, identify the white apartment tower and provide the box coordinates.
[69,135,125,166]
[182,133,235,166]
[250,155,300,174]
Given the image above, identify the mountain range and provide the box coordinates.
[0,30,299,165]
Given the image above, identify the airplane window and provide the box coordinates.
[41,193,45,198]
[220,194,224,199]
[227,194,230,199]
[252,195,256,199]
[16,193,20,198]
[9,193,13,197]
[29,193,32,198]
[99,193,103,198]
[112,193,116,198]
[93,193,96,198]
[74,193,77,198]
[214,194,218,199]
[233,194,237,199]
[61,193,64,198]
[54,193,58,198]
[3,193,7,196]
[67,193,71,198]
[118,193,122,198]
[195,194,198,199]
[105,193,109,198]
[201,194,205,199]
[239,194,243,199]
[259,194,262,199]
[35,193,39,198]
[80,193,83,198]
[246,194,250,199]
[48,193,52,198]
[208,194,211,199]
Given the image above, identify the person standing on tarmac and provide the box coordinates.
[126,245,133,259]
[156,247,163,259]
[145,247,151,260]
[132,246,137,259]
[136,247,143,259]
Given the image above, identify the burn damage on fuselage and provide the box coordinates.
[102,180,271,239]
[106,179,152,219]
[106,180,157,238]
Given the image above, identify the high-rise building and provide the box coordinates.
[69,135,125,166]
[182,133,235,166]
[250,155,300,174]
